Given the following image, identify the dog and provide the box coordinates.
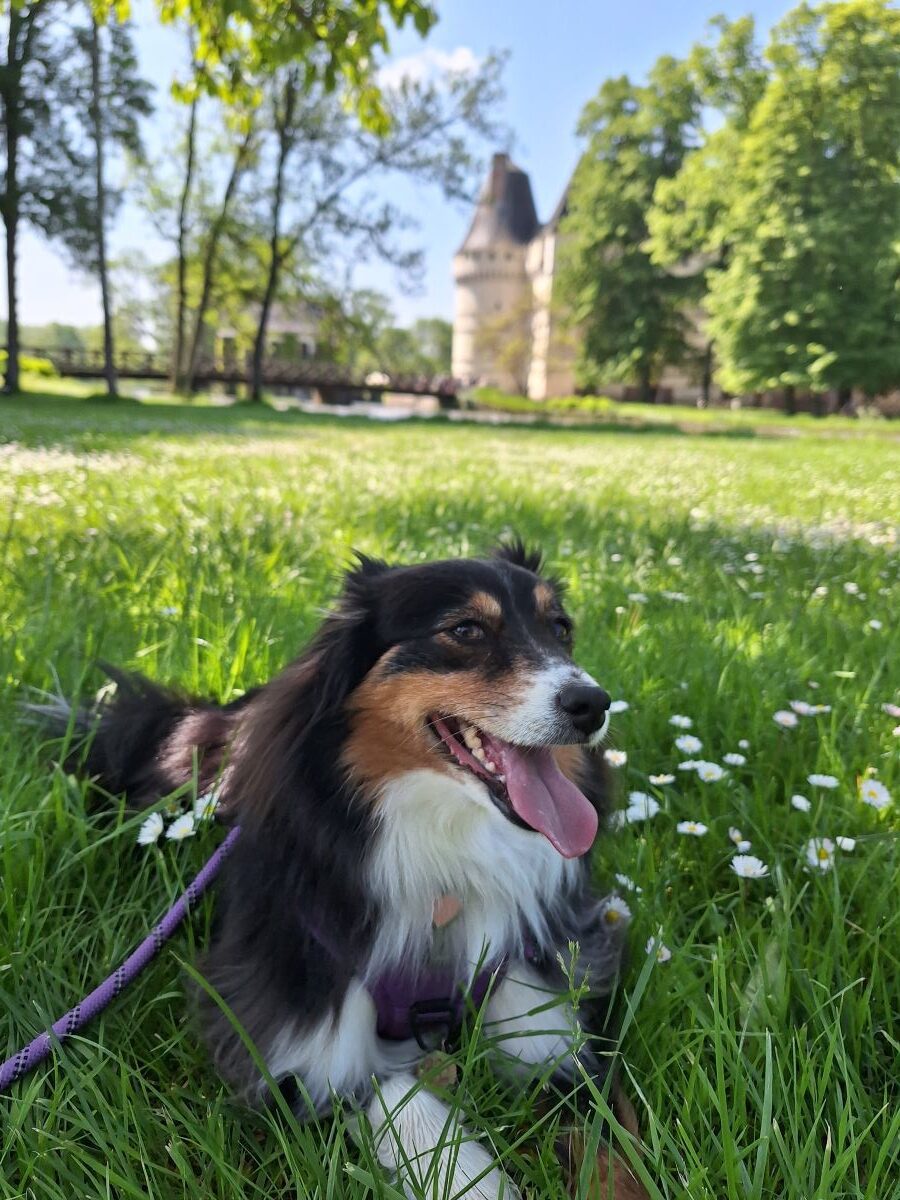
[53,541,645,1198]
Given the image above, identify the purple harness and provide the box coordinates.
[369,957,508,1045]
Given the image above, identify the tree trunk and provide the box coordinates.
[88,15,117,398]
[783,384,796,415]
[700,340,713,408]
[183,128,253,393]
[638,363,652,405]
[172,44,198,392]
[1,9,22,395]
[250,73,297,404]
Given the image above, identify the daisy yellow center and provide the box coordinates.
[605,910,622,924]
[817,848,830,861]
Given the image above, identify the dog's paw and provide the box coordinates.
[368,1073,520,1199]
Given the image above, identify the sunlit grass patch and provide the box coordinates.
[1,397,897,1198]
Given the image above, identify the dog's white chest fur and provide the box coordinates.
[365,768,579,980]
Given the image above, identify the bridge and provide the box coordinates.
[24,346,459,405]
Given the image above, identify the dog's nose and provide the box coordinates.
[557,683,611,735]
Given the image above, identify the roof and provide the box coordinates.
[457,153,539,252]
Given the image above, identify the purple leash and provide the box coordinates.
[0,824,242,1095]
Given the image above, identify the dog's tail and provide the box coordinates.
[26,665,251,809]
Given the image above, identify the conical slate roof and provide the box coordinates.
[457,153,539,252]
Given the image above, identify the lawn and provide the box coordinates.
[1,395,898,1200]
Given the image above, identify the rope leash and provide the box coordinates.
[0,824,242,1095]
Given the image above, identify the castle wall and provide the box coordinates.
[451,243,531,392]
[525,230,576,400]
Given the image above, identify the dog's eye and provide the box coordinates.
[551,617,573,644]
[450,620,485,642]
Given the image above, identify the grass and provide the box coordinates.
[1,392,898,1199]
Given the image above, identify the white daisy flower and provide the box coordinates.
[604,749,627,767]
[790,700,814,716]
[805,837,835,872]
[893,725,900,738]
[194,790,220,822]
[773,710,799,728]
[678,759,701,771]
[646,935,672,963]
[661,590,689,602]
[675,734,703,754]
[669,715,693,729]
[696,761,726,782]
[609,699,630,714]
[731,854,769,879]
[668,555,682,566]
[868,619,883,631]
[600,896,632,926]
[843,581,860,594]
[649,773,675,785]
[728,826,744,845]
[137,812,164,846]
[676,820,708,836]
[809,704,832,715]
[812,585,828,597]
[627,592,648,604]
[738,739,750,750]
[859,778,891,810]
[808,773,839,789]
[744,552,759,562]
[165,813,197,841]
[723,753,746,766]
[625,792,660,821]
[836,836,856,851]
[614,872,642,893]
[791,794,811,812]
[881,702,900,719]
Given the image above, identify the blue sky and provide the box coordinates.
[14,0,795,331]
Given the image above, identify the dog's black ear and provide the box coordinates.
[493,537,544,575]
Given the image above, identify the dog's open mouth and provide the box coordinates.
[429,716,598,859]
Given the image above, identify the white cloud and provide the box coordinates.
[377,46,480,90]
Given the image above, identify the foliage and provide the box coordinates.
[0,397,898,1197]
[557,57,702,400]
[704,0,900,397]
[0,350,57,376]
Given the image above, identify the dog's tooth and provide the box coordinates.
[497,773,506,783]
[472,747,486,761]
[462,726,481,749]
[486,761,497,773]
[470,734,482,748]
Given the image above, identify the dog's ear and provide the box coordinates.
[302,553,392,726]
[493,537,544,575]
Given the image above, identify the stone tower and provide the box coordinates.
[451,153,538,391]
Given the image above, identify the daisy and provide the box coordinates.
[773,710,799,729]
[790,700,814,716]
[809,704,832,715]
[600,896,632,926]
[610,553,623,563]
[649,773,675,785]
[805,837,835,872]
[165,813,196,841]
[731,854,769,879]
[728,827,751,852]
[836,836,856,851]
[614,872,642,893]
[661,590,689,602]
[604,749,627,768]
[608,699,630,714]
[723,753,746,766]
[893,725,900,738]
[669,715,693,729]
[695,761,726,782]
[791,794,811,812]
[137,811,164,846]
[678,759,701,771]
[194,790,220,822]
[676,820,708,836]
[808,773,839,789]
[675,734,703,754]
[812,585,828,597]
[744,552,759,562]
[843,581,860,594]
[859,778,891,810]
[881,702,900,719]
[646,935,672,963]
[625,792,660,821]
[868,619,883,631]
[738,739,750,750]
[627,592,648,604]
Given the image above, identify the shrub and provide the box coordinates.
[0,351,59,379]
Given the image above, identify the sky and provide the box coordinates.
[13,0,796,332]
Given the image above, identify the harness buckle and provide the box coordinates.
[408,998,458,1051]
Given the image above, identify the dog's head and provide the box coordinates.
[293,540,609,860]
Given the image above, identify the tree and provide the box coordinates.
[704,0,900,401]
[244,53,503,401]
[557,58,701,402]
[0,0,67,393]
[474,293,534,395]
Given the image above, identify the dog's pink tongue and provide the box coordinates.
[494,742,598,858]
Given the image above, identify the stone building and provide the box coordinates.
[452,152,710,402]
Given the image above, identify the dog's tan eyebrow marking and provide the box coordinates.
[445,591,503,628]
[533,582,556,616]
